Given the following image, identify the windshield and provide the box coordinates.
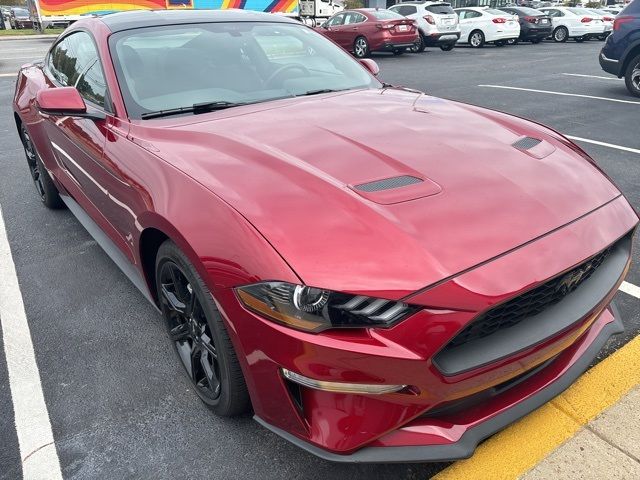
[13,8,29,16]
[109,22,380,119]
[568,8,594,15]
[487,9,509,16]
[516,7,545,16]
[370,10,404,20]
[425,5,455,15]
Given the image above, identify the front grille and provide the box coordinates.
[445,245,613,349]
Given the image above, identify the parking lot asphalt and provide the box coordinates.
[0,38,639,480]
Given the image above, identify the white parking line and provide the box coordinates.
[0,206,62,480]
[0,56,43,61]
[620,281,640,299]
[566,136,640,155]
[478,85,640,105]
[562,73,620,81]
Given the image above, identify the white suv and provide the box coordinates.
[388,2,461,52]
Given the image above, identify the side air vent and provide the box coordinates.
[354,175,423,192]
[512,137,542,151]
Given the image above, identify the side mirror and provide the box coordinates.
[359,58,379,76]
[36,87,105,120]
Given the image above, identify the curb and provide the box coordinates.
[0,35,58,41]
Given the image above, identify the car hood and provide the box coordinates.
[136,89,620,298]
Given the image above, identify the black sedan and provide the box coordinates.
[499,6,552,43]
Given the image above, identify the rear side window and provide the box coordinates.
[426,5,455,15]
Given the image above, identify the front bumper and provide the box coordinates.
[256,305,623,462]
[220,196,637,461]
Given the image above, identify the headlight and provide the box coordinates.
[236,281,419,333]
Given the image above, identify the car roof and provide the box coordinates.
[99,9,297,33]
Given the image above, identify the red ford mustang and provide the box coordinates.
[12,9,638,462]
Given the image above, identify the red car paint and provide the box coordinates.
[13,11,638,461]
[317,8,419,55]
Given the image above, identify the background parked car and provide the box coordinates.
[318,8,419,58]
[9,7,33,29]
[454,7,520,48]
[539,6,606,42]
[600,0,640,97]
[499,6,553,43]
[388,1,460,52]
[588,8,616,39]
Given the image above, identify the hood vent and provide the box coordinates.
[355,175,423,192]
[512,137,542,151]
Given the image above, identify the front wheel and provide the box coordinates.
[624,54,640,98]
[440,43,455,51]
[156,240,250,416]
[575,36,585,43]
[353,36,369,59]
[392,48,405,56]
[507,38,518,45]
[469,30,485,48]
[20,124,64,209]
[553,26,568,43]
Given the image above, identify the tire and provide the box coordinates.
[409,36,425,53]
[507,38,518,45]
[553,26,568,43]
[624,54,640,98]
[531,38,542,44]
[575,36,585,43]
[469,30,485,48]
[392,48,405,55]
[440,43,455,51]
[20,124,64,209]
[155,240,250,417]
[598,34,606,41]
[353,36,369,59]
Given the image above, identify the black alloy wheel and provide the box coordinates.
[20,124,64,209]
[625,54,640,98]
[156,241,249,416]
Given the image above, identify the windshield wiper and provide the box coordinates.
[141,101,247,119]
[300,89,343,97]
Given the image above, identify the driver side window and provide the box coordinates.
[327,14,345,26]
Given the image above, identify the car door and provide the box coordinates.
[456,10,471,39]
[341,12,368,49]
[458,9,482,41]
[42,31,135,260]
[321,13,347,46]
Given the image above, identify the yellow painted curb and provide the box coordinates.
[432,333,640,480]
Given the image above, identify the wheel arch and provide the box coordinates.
[621,42,640,79]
